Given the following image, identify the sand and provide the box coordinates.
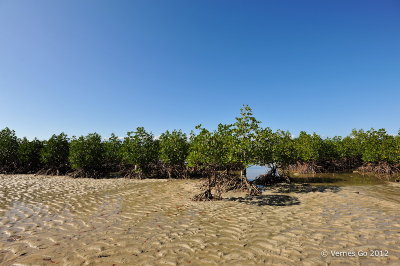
[0,174,399,265]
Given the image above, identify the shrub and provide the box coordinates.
[359,128,396,163]
[159,130,189,178]
[18,137,44,173]
[273,130,296,169]
[395,133,400,164]
[293,132,322,163]
[231,105,260,175]
[69,133,106,176]
[41,133,70,174]
[187,126,227,170]
[0,127,19,173]
[121,127,159,177]
[319,137,340,162]
[104,133,123,172]
[254,127,275,167]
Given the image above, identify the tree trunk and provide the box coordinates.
[271,164,277,177]
[240,168,247,178]
[208,174,212,192]
[167,169,172,179]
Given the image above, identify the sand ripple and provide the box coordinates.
[0,174,399,265]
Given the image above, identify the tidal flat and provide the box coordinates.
[0,174,399,265]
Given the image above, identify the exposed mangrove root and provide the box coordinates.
[288,159,363,174]
[253,166,291,186]
[211,174,246,192]
[192,189,221,201]
[241,175,261,196]
[161,165,188,179]
[195,173,261,199]
[120,169,143,179]
[357,162,400,175]
[253,173,290,186]
[288,162,318,174]
[36,168,65,176]
[68,169,105,178]
[0,168,17,175]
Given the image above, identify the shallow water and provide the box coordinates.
[246,165,268,180]
[290,172,389,186]
[246,165,392,186]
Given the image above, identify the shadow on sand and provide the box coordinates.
[267,183,341,194]
[225,180,341,206]
[288,177,344,184]
[225,195,301,206]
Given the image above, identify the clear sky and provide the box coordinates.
[1,0,399,139]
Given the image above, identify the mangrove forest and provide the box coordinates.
[1,105,399,200]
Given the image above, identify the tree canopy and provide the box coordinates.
[0,105,399,177]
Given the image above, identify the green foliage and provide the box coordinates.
[1,105,400,177]
[121,127,159,172]
[18,137,44,172]
[396,134,400,164]
[231,105,260,170]
[214,123,238,169]
[272,130,296,168]
[0,127,19,172]
[104,133,123,171]
[360,128,399,163]
[159,130,189,167]
[41,133,70,171]
[69,133,106,173]
[293,132,322,162]
[187,125,231,170]
[319,137,340,162]
[337,135,362,161]
[254,127,275,167]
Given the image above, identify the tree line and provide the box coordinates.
[1,105,399,179]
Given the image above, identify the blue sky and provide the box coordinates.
[1,0,399,139]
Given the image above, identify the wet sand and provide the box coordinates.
[0,174,399,265]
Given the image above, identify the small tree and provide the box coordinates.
[189,122,262,199]
[360,128,390,163]
[292,131,322,173]
[104,133,123,172]
[187,125,228,199]
[272,130,296,172]
[337,133,363,168]
[187,125,233,172]
[293,132,321,163]
[395,132,400,164]
[215,123,239,173]
[18,137,44,173]
[378,131,398,164]
[254,128,295,183]
[254,127,275,172]
[121,127,159,178]
[69,133,106,177]
[232,105,260,177]
[0,127,19,173]
[319,137,340,162]
[159,130,189,178]
[41,133,70,174]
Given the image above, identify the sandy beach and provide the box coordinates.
[0,174,399,265]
